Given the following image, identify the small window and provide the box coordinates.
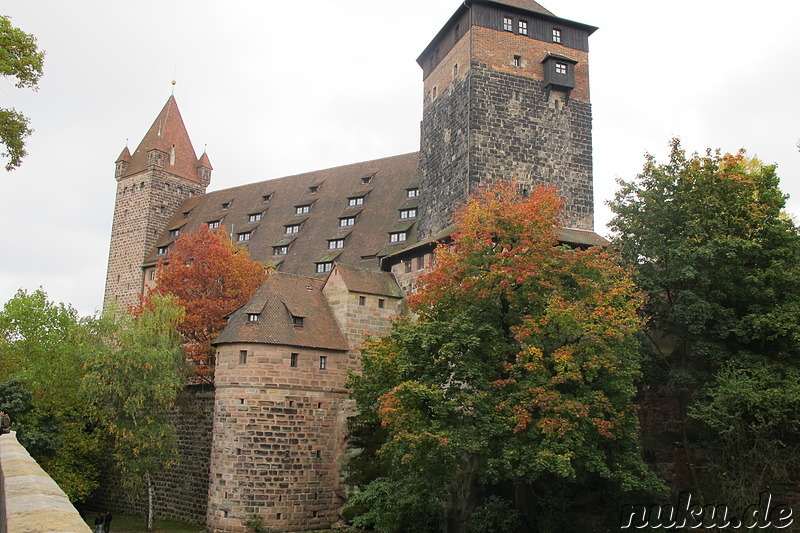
[552,28,562,43]
[518,20,528,35]
[453,63,459,77]
[555,62,567,75]
[328,238,345,250]
[404,260,412,273]
[262,194,272,202]
[169,228,180,238]
[361,176,372,185]
[290,353,298,367]
[316,262,333,274]
[149,270,156,281]
[503,17,513,31]
[239,350,248,364]
[513,55,522,67]
[378,299,385,309]
[389,232,407,243]
[359,296,366,306]
[208,220,220,230]
[319,356,327,370]
[273,245,289,256]
[417,255,426,270]
[292,315,304,327]
[157,246,168,255]
[309,185,319,193]
[221,202,231,210]
[295,204,311,215]
[432,86,438,99]
[400,208,417,219]
[247,313,259,322]
[249,213,262,222]
[237,231,251,242]
[348,196,365,207]
[285,224,301,234]
[183,210,191,218]
[339,216,356,227]
[406,188,419,198]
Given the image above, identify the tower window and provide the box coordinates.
[406,188,419,198]
[295,204,311,215]
[378,299,385,309]
[404,260,412,273]
[290,353,298,367]
[328,238,345,250]
[237,231,251,242]
[503,17,513,31]
[319,356,327,370]
[555,62,567,75]
[359,296,366,306]
[552,28,562,43]
[518,20,528,35]
[239,350,248,364]
[513,55,522,67]
[285,224,301,234]
[248,212,262,222]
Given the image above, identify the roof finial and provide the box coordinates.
[171,65,177,95]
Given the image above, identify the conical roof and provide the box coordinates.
[123,95,202,183]
[115,146,131,164]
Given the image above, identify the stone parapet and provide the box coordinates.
[0,431,90,533]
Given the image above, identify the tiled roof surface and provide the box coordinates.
[214,272,349,351]
[147,152,420,277]
[490,0,554,16]
[330,263,404,298]
[123,96,202,183]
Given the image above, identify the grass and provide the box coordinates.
[84,514,204,533]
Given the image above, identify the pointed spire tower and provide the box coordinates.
[104,96,211,310]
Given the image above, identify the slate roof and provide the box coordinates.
[124,95,203,183]
[214,272,349,351]
[147,152,420,277]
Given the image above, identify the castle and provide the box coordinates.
[103,1,601,531]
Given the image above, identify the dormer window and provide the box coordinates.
[552,28,562,43]
[291,315,304,327]
[169,228,180,238]
[262,194,272,202]
[285,224,301,234]
[389,231,407,243]
[273,245,289,256]
[400,208,417,219]
[157,246,169,255]
[247,313,259,322]
[221,202,231,210]
[208,220,220,230]
[316,262,333,274]
[309,185,319,193]
[406,188,419,198]
[249,212,262,223]
[339,216,356,227]
[295,204,311,215]
[328,238,345,250]
[361,176,372,185]
[503,17,513,31]
[237,231,251,242]
[348,196,365,207]
[182,210,192,218]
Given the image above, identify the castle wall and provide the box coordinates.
[207,343,352,533]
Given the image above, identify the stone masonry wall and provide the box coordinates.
[207,343,353,533]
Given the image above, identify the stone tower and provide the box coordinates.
[104,95,211,310]
[417,0,597,237]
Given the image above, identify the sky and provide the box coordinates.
[1,0,798,317]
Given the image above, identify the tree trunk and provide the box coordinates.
[145,470,154,532]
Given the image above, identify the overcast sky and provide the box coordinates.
[1,0,798,317]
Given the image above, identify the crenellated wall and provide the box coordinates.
[0,431,90,533]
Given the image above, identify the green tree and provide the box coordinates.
[84,296,187,532]
[608,139,800,507]
[0,288,102,501]
[0,15,45,171]
[347,184,661,532]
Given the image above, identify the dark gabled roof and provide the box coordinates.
[146,152,420,276]
[487,0,554,16]
[328,263,404,298]
[214,272,349,351]
[124,96,203,183]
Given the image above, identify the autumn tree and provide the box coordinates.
[0,288,103,501]
[143,224,268,379]
[346,184,662,532]
[84,296,186,532]
[609,139,800,508]
[0,15,45,171]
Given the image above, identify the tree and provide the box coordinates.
[84,296,187,532]
[347,184,661,532]
[0,288,103,501]
[608,139,800,507]
[0,15,45,171]
[142,224,269,379]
